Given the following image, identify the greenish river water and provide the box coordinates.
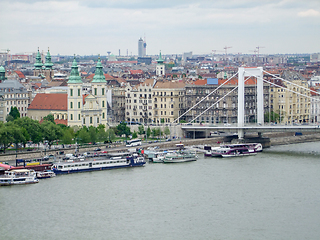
[1,141,320,240]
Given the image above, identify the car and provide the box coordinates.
[166,139,172,142]
[94,148,101,151]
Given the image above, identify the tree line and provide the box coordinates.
[0,107,171,153]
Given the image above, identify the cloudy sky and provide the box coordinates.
[1,0,320,56]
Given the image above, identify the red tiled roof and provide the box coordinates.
[194,79,207,85]
[15,71,25,79]
[39,119,68,126]
[83,94,89,105]
[218,77,257,85]
[28,93,67,111]
[130,69,143,75]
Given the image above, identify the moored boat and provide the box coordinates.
[36,170,56,179]
[218,147,257,158]
[0,169,39,186]
[163,150,198,163]
[52,153,145,174]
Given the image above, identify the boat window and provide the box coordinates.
[103,162,106,164]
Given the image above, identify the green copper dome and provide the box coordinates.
[157,51,164,64]
[67,56,82,84]
[34,48,43,70]
[0,66,6,81]
[92,56,106,83]
[44,48,53,69]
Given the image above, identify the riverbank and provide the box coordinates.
[1,131,319,162]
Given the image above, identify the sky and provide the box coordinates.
[1,0,320,56]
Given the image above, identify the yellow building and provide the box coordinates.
[270,71,310,124]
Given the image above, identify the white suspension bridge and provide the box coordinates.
[175,67,320,139]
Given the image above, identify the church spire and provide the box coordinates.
[92,55,106,83]
[67,55,82,84]
[44,47,53,70]
[34,47,43,70]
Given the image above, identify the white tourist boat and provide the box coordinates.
[211,146,257,158]
[163,150,198,163]
[36,170,56,179]
[0,169,39,186]
[52,153,145,174]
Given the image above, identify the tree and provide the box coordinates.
[146,127,151,138]
[14,117,42,145]
[164,126,170,137]
[106,128,116,143]
[97,125,107,142]
[264,111,284,123]
[62,128,74,144]
[116,122,131,139]
[5,115,14,122]
[8,107,20,120]
[41,120,63,148]
[138,125,145,135]
[132,131,138,139]
[88,126,97,143]
[43,114,55,124]
[76,126,91,144]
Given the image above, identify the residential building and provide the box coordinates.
[270,71,310,124]
[153,80,185,124]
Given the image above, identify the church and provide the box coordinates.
[28,56,112,128]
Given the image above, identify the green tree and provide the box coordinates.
[138,125,145,135]
[132,131,138,139]
[14,117,42,145]
[43,114,55,124]
[8,106,20,120]
[146,127,151,138]
[116,122,131,139]
[6,115,14,122]
[164,126,170,137]
[97,125,107,142]
[76,126,91,144]
[62,128,74,144]
[106,128,116,143]
[179,120,186,123]
[264,111,284,123]
[88,126,97,143]
[41,121,63,148]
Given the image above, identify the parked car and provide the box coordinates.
[94,148,101,151]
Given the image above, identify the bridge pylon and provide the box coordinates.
[238,67,264,139]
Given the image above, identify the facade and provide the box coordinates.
[270,71,310,124]
[0,79,29,120]
[111,86,126,123]
[68,57,110,127]
[310,87,320,123]
[125,79,154,124]
[153,80,185,124]
[183,78,270,124]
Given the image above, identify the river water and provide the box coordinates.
[1,142,320,240]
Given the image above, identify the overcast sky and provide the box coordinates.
[1,0,319,56]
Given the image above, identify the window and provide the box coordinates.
[78,114,80,120]
[90,117,92,124]
[70,114,73,120]
[78,89,80,96]
[102,112,105,119]
[78,102,80,108]
[94,88,97,95]
[102,101,105,107]
[70,89,73,96]
[70,102,73,109]
[102,88,105,95]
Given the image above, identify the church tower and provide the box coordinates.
[34,48,43,77]
[0,66,6,83]
[44,48,54,81]
[67,56,83,126]
[91,56,108,126]
[156,51,165,77]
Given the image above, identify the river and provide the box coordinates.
[1,142,320,240]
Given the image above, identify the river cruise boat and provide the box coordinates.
[163,151,198,163]
[52,153,146,174]
[221,143,263,152]
[0,169,39,186]
[212,146,257,158]
[36,170,56,179]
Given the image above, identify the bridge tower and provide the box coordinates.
[238,67,264,139]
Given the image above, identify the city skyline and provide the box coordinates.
[1,0,320,56]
